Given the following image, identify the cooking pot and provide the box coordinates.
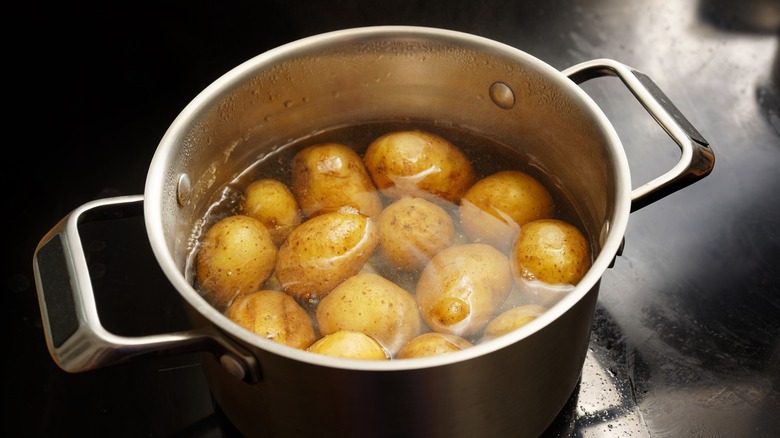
[32,26,713,437]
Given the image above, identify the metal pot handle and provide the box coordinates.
[563,58,715,211]
[32,195,260,382]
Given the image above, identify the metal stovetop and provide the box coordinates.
[7,0,779,436]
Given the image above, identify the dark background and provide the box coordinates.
[7,1,780,436]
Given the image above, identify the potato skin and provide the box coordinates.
[307,330,389,360]
[377,197,455,271]
[196,215,277,310]
[416,243,513,337]
[224,290,316,350]
[275,211,379,300]
[363,130,475,203]
[460,170,554,251]
[291,143,382,218]
[241,178,303,246]
[510,219,590,286]
[481,304,548,341]
[397,332,473,359]
[317,273,422,355]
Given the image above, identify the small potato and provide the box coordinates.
[196,215,277,310]
[377,197,455,271]
[291,143,382,218]
[460,171,554,251]
[275,211,379,300]
[510,219,590,286]
[241,178,303,246]
[363,130,475,203]
[307,330,389,360]
[481,304,548,341]
[224,290,316,350]
[317,273,422,355]
[397,332,473,359]
[416,243,513,337]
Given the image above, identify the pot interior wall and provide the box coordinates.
[155,30,618,274]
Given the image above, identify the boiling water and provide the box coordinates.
[185,120,593,346]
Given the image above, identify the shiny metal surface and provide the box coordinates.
[562,58,715,211]
[32,196,193,372]
[7,0,779,436]
[33,26,653,437]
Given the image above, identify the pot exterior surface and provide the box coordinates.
[144,26,630,438]
[202,285,599,438]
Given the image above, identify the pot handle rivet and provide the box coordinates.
[177,174,192,206]
[220,353,247,380]
[489,82,516,109]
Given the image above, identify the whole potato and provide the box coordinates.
[363,130,475,203]
[510,219,590,286]
[291,143,382,218]
[416,243,513,337]
[307,330,389,360]
[196,215,277,310]
[377,197,455,271]
[241,178,303,246]
[224,290,316,350]
[397,332,473,359]
[275,211,379,300]
[481,304,548,341]
[317,272,422,355]
[460,170,554,251]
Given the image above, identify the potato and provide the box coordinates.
[275,211,379,300]
[317,273,422,355]
[416,243,513,337]
[224,290,316,350]
[397,332,473,359]
[460,170,554,251]
[241,178,303,245]
[307,330,389,360]
[363,130,475,203]
[196,215,277,309]
[377,197,455,271]
[481,304,548,341]
[291,143,382,218]
[510,219,590,286]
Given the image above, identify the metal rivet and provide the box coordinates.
[220,353,247,380]
[489,81,516,109]
[599,219,610,249]
[176,174,191,207]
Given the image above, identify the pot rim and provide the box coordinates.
[144,25,632,371]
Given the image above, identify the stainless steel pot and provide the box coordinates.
[32,26,714,437]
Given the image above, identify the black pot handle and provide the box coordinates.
[563,59,715,212]
[32,195,260,382]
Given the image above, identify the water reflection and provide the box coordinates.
[757,40,780,134]
[698,0,780,34]
[542,305,649,437]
